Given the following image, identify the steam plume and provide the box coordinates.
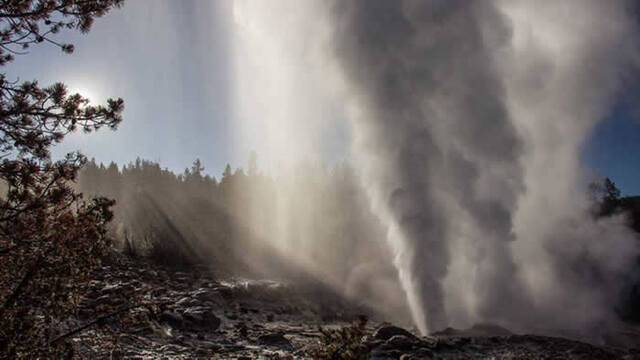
[328,0,640,334]
[230,0,640,337]
[503,0,640,332]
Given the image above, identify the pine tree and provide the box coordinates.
[600,177,621,216]
[0,1,124,357]
[222,163,232,182]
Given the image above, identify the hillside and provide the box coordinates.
[67,254,640,359]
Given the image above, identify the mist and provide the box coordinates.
[6,0,640,357]
[78,0,640,341]
[326,0,640,335]
[226,0,640,337]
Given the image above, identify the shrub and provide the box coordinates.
[0,1,124,357]
[305,316,370,360]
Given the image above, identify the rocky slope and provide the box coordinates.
[67,256,640,359]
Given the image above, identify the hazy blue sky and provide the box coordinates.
[4,0,640,194]
[584,96,640,195]
[5,1,239,177]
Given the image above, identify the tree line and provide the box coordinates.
[77,157,394,284]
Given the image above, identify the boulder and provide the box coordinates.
[160,311,184,328]
[182,308,221,330]
[176,297,199,307]
[257,333,292,349]
[383,335,420,351]
[373,325,417,341]
[369,349,402,360]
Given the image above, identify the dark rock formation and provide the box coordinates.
[68,255,640,359]
[373,325,418,341]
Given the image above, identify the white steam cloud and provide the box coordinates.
[232,0,640,337]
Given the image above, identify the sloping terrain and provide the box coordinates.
[68,256,640,359]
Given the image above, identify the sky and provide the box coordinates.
[584,95,640,195]
[5,1,238,177]
[3,0,639,194]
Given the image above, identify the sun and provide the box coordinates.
[67,80,103,104]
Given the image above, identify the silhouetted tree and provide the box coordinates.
[603,177,621,201]
[192,158,204,176]
[0,1,123,357]
[589,177,623,216]
[222,163,232,181]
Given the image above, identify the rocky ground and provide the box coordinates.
[66,255,640,359]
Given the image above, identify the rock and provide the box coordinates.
[198,341,220,350]
[435,336,470,349]
[431,327,459,337]
[95,294,120,306]
[192,288,215,301]
[431,323,513,338]
[369,349,402,360]
[257,333,292,349]
[160,311,184,328]
[176,297,198,307]
[158,343,185,353]
[373,325,417,341]
[100,283,121,293]
[382,335,420,351]
[173,334,186,345]
[195,347,209,356]
[236,322,248,337]
[467,323,512,337]
[215,286,234,300]
[182,308,221,330]
[399,348,433,359]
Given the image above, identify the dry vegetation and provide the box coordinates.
[0,1,124,357]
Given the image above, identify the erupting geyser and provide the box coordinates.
[234,0,640,336]
[328,0,640,335]
[330,0,530,334]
